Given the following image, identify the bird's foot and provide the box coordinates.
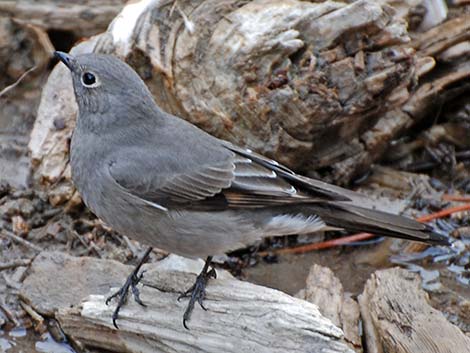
[106,247,152,329]
[178,256,216,329]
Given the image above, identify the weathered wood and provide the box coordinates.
[358,268,470,353]
[20,251,354,353]
[164,0,414,174]
[0,0,126,37]
[411,14,470,58]
[19,251,129,316]
[296,264,363,352]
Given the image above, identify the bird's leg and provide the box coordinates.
[106,246,153,329]
[178,256,216,329]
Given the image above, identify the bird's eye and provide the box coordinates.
[81,72,97,87]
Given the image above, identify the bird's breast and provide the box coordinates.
[70,132,110,214]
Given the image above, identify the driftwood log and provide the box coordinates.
[19,252,354,353]
[28,0,470,206]
[358,268,470,353]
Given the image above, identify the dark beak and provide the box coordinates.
[54,51,76,72]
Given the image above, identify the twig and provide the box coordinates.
[70,229,90,248]
[0,299,20,327]
[20,301,45,327]
[122,235,139,258]
[442,194,470,203]
[0,259,31,271]
[0,66,36,98]
[0,230,42,252]
[417,203,470,222]
[260,204,470,256]
[89,241,103,258]
[70,230,101,257]
[259,232,374,256]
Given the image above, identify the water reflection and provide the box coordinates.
[0,329,76,353]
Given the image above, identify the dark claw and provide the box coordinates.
[107,284,128,329]
[105,247,152,329]
[131,281,146,307]
[199,299,208,311]
[179,256,215,329]
[106,291,119,305]
[183,317,190,330]
[208,268,217,279]
[177,287,192,301]
[107,272,143,329]
[112,312,120,329]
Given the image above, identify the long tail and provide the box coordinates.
[308,202,450,245]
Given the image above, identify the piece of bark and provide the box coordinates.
[411,14,470,58]
[296,264,363,352]
[0,0,126,38]
[358,268,470,353]
[438,41,470,62]
[19,251,353,353]
[326,64,470,184]
[317,9,470,183]
[403,62,470,122]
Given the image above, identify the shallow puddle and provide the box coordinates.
[243,238,395,296]
[0,328,75,353]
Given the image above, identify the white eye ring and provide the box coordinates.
[81,72,100,88]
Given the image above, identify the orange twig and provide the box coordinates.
[442,194,470,203]
[261,203,470,256]
[415,203,470,222]
[262,232,374,256]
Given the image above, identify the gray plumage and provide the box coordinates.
[59,52,448,259]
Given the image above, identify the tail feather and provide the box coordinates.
[307,202,450,246]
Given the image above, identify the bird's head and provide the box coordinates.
[55,51,155,119]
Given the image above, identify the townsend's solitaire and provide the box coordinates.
[55,51,448,328]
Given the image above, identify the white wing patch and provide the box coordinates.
[142,199,168,212]
[265,214,326,236]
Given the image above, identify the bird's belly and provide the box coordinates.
[94,195,260,258]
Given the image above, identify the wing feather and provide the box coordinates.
[109,157,235,205]
[224,143,353,202]
[109,141,345,210]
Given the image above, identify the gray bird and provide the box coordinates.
[55,51,448,329]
